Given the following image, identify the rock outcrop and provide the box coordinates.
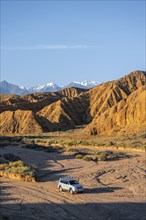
[0,110,44,134]
[85,86,146,135]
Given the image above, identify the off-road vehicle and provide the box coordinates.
[58,177,84,194]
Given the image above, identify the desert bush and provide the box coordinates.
[97,152,108,161]
[22,143,64,153]
[77,140,83,145]
[134,154,140,157]
[0,160,36,177]
[88,150,98,155]
[83,155,93,161]
[105,150,113,154]
[46,140,55,145]
[96,151,104,155]
[0,163,9,170]
[108,154,118,160]
[66,147,78,152]
[115,142,129,148]
[98,155,107,161]
[93,142,105,146]
[131,141,143,147]
[75,154,85,159]
[81,141,91,146]
[107,141,115,146]
[9,160,24,167]
[67,141,75,146]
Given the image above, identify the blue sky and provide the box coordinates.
[1,0,145,87]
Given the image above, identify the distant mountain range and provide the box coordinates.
[0,80,99,95]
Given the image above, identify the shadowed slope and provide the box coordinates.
[85,86,146,135]
[0,87,86,113]
[0,110,44,134]
[37,95,90,130]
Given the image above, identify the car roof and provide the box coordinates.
[60,177,75,181]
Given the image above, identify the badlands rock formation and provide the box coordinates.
[0,71,145,135]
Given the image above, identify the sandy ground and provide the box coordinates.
[0,145,146,220]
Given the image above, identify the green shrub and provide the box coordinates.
[134,154,140,157]
[67,141,75,146]
[94,142,105,146]
[81,141,91,146]
[9,160,24,167]
[96,151,103,155]
[108,154,118,160]
[46,140,54,145]
[98,155,107,161]
[83,155,93,161]
[66,147,78,152]
[88,150,98,155]
[75,154,85,159]
[0,160,36,177]
[77,140,83,145]
[0,163,9,170]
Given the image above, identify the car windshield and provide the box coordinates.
[69,180,79,185]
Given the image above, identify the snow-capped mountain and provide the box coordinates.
[0,80,28,95]
[28,83,62,93]
[66,80,99,89]
[0,80,99,95]
[29,81,99,92]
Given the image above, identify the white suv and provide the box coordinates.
[58,177,84,194]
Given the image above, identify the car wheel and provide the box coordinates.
[59,186,63,192]
[69,188,74,194]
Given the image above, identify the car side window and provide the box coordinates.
[61,180,67,184]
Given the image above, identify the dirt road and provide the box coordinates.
[0,146,146,220]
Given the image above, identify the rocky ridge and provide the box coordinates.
[0,71,145,135]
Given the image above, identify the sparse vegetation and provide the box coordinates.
[23,143,64,153]
[74,149,129,162]
[0,160,36,178]
[75,154,85,159]
[0,127,146,153]
[98,155,108,161]
[83,155,93,161]
[66,147,78,152]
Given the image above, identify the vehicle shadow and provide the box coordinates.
[1,183,145,220]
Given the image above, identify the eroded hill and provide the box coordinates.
[0,71,145,135]
[85,86,146,135]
